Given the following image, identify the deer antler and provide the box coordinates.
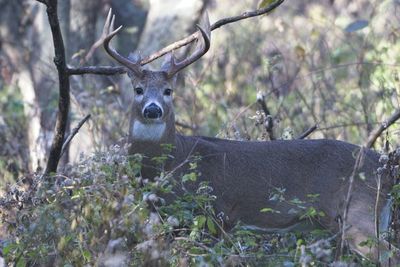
[165,14,211,78]
[101,9,143,77]
[101,9,210,78]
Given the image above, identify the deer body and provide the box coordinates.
[101,10,397,264]
[131,120,391,259]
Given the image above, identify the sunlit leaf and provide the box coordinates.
[194,215,206,228]
[258,0,275,9]
[260,207,281,213]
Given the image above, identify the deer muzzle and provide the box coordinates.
[143,102,163,120]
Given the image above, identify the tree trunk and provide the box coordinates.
[0,1,50,172]
[137,0,208,64]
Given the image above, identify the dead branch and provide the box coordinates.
[374,171,382,262]
[339,146,366,258]
[365,109,400,148]
[60,114,91,157]
[256,92,274,140]
[68,66,126,75]
[297,124,318,139]
[69,0,285,76]
[37,0,70,175]
[319,121,380,131]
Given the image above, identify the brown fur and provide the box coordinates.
[125,69,397,264]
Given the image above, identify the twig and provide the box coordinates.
[256,92,274,140]
[60,114,91,157]
[37,0,70,175]
[319,121,380,131]
[307,225,351,250]
[297,124,318,139]
[339,147,365,258]
[69,0,285,76]
[256,92,271,116]
[175,121,197,131]
[174,237,214,254]
[365,109,400,148]
[374,172,382,263]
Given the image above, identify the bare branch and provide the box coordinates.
[61,114,91,157]
[67,66,126,75]
[339,147,366,257]
[297,124,318,139]
[37,0,71,175]
[319,121,380,131]
[256,92,271,117]
[365,109,400,148]
[256,92,274,141]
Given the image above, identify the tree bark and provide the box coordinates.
[0,0,47,172]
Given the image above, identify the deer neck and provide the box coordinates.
[128,113,177,178]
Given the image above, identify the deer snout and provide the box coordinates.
[143,103,163,119]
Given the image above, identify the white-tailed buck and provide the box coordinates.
[102,10,397,264]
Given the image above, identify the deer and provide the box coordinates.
[101,9,398,265]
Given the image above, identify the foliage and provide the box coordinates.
[0,85,28,186]
[0,145,376,266]
[175,0,400,146]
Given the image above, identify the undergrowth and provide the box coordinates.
[0,144,378,266]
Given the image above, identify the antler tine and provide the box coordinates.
[102,8,143,76]
[166,14,211,78]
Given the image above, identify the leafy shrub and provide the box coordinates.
[1,144,375,266]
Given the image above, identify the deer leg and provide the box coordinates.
[345,199,400,266]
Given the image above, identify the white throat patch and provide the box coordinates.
[132,120,166,141]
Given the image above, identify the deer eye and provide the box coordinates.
[135,87,144,95]
[164,88,172,96]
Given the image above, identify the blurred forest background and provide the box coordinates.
[0,0,399,186]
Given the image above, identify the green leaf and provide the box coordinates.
[189,247,204,255]
[306,194,320,200]
[194,215,206,228]
[206,217,217,235]
[16,258,27,267]
[82,249,92,261]
[258,0,275,9]
[2,242,16,256]
[260,207,281,213]
[182,172,197,183]
[289,198,304,205]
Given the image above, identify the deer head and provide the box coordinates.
[101,9,210,145]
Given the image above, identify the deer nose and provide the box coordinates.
[143,103,163,119]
